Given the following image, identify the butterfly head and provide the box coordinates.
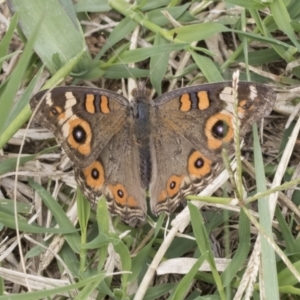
[131,81,151,103]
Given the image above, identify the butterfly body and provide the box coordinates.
[30,81,276,224]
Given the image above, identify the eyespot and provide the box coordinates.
[166,175,184,198]
[205,113,233,149]
[65,117,92,155]
[188,150,211,177]
[73,125,87,144]
[91,168,99,179]
[50,107,59,116]
[194,157,204,169]
[83,161,105,189]
[109,183,128,205]
[108,183,139,208]
[211,120,229,139]
[117,189,124,198]
[49,106,63,118]
[170,181,176,189]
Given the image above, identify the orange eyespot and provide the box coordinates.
[83,161,105,188]
[109,183,139,208]
[188,150,212,177]
[166,175,184,197]
[49,106,63,118]
[67,118,92,155]
[205,113,233,149]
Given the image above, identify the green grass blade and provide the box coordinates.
[73,273,107,300]
[0,210,74,234]
[146,3,190,27]
[144,284,177,300]
[60,243,80,277]
[118,43,188,64]
[101,65,149,79]
[8,0,92,74]
[170,253,208,300]
[253,124,279,300]
[169,23,229,43]
[221,209,250,286]
[0,146,57,175]
[188,202,225,300]
[0,198,31,214]
[191,50,223,82]
[270,0,300,52]
[0,14,38,137]
[275,207,299,254]
[110,233,131,293]
[129,214,164,283]
[28,179,81,253]
[0,273,106,300]
[249,9,290,63]
[3,66,44,131]
[225,0,269,9]
[77,189,90,272]
[96,16,138,60]
[96,197,110,273]
[74,0,111,12]
[277,261,300,286]
[278,285,300,295]
[150,34,169,95]
[0,12,19,71]
[0,47,85,150]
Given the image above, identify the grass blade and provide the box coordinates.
[8,0,92,74]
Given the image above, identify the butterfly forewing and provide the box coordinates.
[30,87,129,168]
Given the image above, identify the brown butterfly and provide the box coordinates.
[30,81,276,223]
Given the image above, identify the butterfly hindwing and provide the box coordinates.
[74,118,147,223]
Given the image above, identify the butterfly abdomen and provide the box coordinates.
[132,100,152,189]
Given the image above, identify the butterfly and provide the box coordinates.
[30,81,276,224]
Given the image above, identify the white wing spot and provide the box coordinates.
[62,119,70,137]
[249,85,257,100]
[58,107,74,125]
[62,114,78,138]
[65,92,77,108]
[219,87,234,103]
[58,92,78,125]
[45,92,53,106]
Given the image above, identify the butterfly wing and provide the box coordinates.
[30,86,146,222]
[30,86,130,167]
[149,81,276,215]
[74,121,147,223]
